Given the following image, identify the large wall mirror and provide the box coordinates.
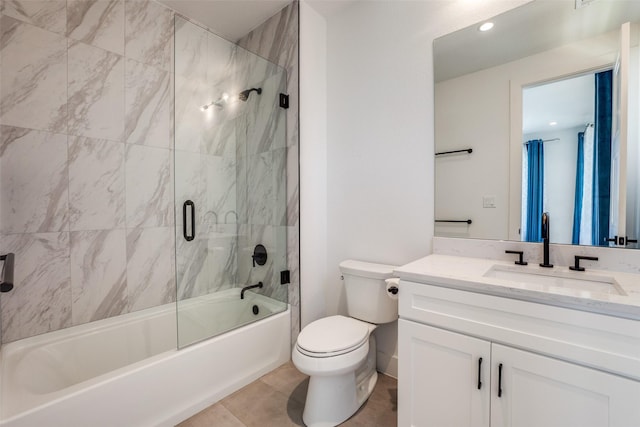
[434,0,640,249]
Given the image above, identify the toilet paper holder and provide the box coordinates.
[385,278,399,297]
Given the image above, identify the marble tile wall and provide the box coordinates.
[0,0,176,342]
[0,0,299,344]
[234,52,288,303]
[238,2,300,341]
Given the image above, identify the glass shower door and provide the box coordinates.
[173,16,288,348]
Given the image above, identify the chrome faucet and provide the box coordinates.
[539,212,553,268]
[240,282,263,299]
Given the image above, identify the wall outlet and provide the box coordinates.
[575,0,597,9]
[483,195,497,208]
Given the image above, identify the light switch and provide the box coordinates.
[483,195,496,208]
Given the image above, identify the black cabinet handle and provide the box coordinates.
[183,200,195,241]
[477,357,483,390]
[498,363,503,397]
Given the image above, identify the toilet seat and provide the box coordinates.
[296,316,370,358]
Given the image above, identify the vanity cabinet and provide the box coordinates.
[491,343,640,427]
[398,281,640,427]
[399,320,490,427]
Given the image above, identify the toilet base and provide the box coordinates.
[301,335,378,427]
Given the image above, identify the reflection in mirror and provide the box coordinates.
[521,71,612,246]
[434,0,640,249]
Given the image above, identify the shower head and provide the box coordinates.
[239,87,262,102]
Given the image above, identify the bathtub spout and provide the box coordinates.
[241,282,263,299]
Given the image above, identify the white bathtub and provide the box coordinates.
[0,289,290,426]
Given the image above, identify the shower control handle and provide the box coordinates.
[183,200,195,242]
[252,244,267,267]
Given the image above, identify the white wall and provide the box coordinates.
[300,1,328,329]
[321,0,531,377]
[324,0,528,314]
[435,67,510,239]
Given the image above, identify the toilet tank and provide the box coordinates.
[339,260,398,324]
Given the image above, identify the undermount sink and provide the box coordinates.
[483,265,627,296]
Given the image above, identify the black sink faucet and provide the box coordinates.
[241,282,263,299]
[540,212,553,268]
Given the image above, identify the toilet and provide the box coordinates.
[292,260,398,427]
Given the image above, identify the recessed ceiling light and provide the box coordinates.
[549,121,558,126]
[479,22,494,32]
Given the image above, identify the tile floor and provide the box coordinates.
[176,362,398,427]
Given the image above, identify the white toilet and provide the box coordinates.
[292,260,398,427]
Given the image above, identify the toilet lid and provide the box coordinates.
[297,315,369,356]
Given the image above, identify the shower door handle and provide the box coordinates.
[0,253,14,292]
[183,200,195,241]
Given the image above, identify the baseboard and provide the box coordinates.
[376,351,398,379]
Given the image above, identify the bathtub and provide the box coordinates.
[0,289,290,426]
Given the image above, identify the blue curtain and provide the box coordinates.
[572,132,585,244]
[592,70,613,246]
[524,139,544,242]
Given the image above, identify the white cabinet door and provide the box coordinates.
[491,343,640,427]
[399,319,491,427]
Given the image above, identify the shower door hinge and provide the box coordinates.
[279,93,289,109]
[280,270,290,285]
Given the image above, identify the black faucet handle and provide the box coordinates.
[505,250,527,265]
[569,255,599,272]
[252,244,267,267]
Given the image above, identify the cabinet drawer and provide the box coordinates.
[399,280,640,381]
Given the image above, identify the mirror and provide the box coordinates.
[434,0,640,248]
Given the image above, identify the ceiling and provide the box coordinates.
[159,0,355,42]
[434,0,640,83]
[159,0,291,42]
[523,73,595,135]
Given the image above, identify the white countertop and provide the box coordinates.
[395,254,640,320]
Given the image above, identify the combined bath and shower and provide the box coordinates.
[201,87,262,111]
